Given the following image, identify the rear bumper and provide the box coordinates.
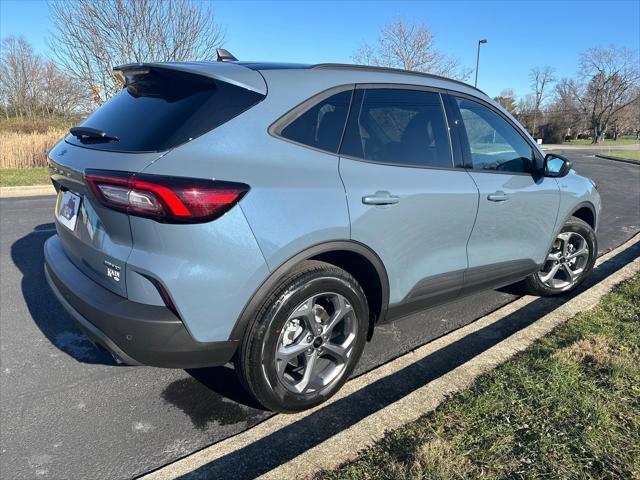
[44,235,238,368]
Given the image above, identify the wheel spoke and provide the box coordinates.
[297,351,319,393]
[540,263,560,283]
[325,295,353,334]
[323,342,349,364]
[547,251,561,262]
[558,232,572,256]
[293,297,318,331]
[567,247,589,260]
[276,340,309,362]
[564,264,583,282]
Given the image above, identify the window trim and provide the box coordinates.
[338,83,456,171]
[268,84,355,155]
[446,91,544,176]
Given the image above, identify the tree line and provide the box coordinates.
[0,0,224,120]
[494,46,639,143]
[1,6,638,144]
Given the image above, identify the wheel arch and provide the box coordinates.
[570,202,597,229]
[229,240,390,343]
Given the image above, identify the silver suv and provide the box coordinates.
[45,59,600,412]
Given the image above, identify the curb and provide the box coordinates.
[141,235,639,480]
[0,184,55,198]
[595,154,639,166]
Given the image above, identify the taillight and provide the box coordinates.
[85,170,249,223]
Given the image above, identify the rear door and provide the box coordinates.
[446,94,560,292]
[338,86,479,319]
[49,64,266,297]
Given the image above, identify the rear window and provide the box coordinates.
[278,89,352,154]
[66,68,265,152]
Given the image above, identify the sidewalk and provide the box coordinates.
[0,184,55,198]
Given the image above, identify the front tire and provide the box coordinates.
[524,216,597,296]
[235,260,369,413]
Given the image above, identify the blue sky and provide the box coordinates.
[1,0,639,98]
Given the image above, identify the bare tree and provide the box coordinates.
[494,88,517,115]
[0,36,90,119]
[48,0,226,103]
[514,94,536,133]
[529,66,555,135]
[547,78,587,139]
[0,36,41,118]
[570,46,640,143]
[352,17,471,81]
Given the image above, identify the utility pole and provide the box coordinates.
[475,39,487,88]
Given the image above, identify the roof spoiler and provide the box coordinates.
[113,60,266,95]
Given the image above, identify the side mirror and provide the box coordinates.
[544,153,572,177]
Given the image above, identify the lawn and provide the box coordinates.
[600,150,640,162]
[564,137,639,146]
[0,167,51,187]
[320,272,640,479]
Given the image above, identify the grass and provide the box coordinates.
[600,150,640,162]
[0,167,51,187]
[563,137,639,146]
[0,129,65,168]
[0,115,79,134]
[319,272,640,480]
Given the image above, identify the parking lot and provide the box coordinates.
[1,150,638,479]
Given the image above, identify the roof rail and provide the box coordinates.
[311,63,487,96]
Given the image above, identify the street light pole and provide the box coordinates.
[474,39,487,88]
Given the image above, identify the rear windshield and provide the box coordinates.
[66,68,265,152]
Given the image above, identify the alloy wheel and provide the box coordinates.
[537,231,590,290]
[275,292,357,394]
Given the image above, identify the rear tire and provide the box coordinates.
[524,216,596,296]
[235,260,369,413]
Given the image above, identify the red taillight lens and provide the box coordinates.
[85,170,249,223]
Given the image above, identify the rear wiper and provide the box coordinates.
[69,127,119,142]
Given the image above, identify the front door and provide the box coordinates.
[448,94,560,292]
[338,87,479,319]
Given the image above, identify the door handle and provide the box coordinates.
[362,191,400,206]
[487,191,509,202]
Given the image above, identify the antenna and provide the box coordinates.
[216,48,238,62]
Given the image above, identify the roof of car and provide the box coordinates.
[235,61,487,96]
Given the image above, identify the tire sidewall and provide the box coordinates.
[249,272,368,412]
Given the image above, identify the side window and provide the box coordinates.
[455,97,534,173]
[340,88,452,168]
[279,89,352,153]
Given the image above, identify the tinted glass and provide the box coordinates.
[280,90,352,153]
[66,68,265,152]
[455,97,533,173]
[340,88,452,168]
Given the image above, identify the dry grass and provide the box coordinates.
[555,335,614,368]
[0,129,65,168]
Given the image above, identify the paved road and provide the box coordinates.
[1,151,638,479]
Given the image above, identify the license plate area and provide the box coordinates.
[56,190,81,231]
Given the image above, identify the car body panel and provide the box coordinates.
[464,172,561,269]
[339,158,479,310]
[126,206,269,342]
[48,141,166,297]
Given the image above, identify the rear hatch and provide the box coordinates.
[49,62,266,297]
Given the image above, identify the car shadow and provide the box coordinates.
[11,223,117,365]
[173,241,639,480]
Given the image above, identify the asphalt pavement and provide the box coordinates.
[1,150,638,479]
